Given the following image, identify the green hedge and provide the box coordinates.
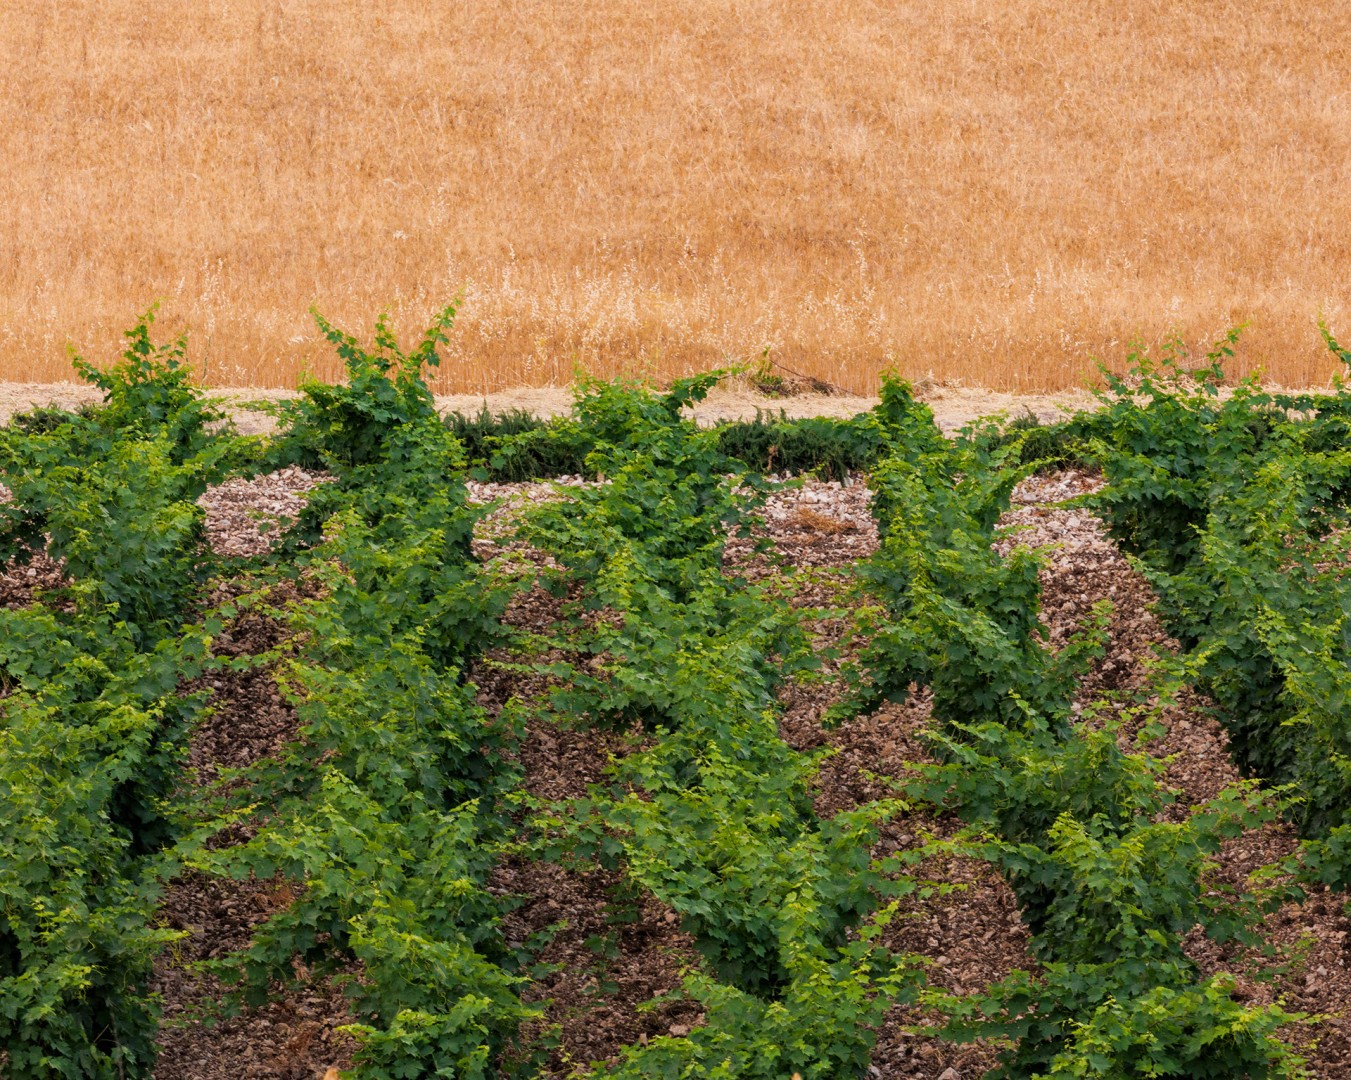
[443,405,1097,483]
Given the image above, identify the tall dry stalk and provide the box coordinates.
[2,0,1348,391]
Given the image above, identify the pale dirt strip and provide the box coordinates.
[0,380,1094,435]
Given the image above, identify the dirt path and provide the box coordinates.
[0,381,1096,435]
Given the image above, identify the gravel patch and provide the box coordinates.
[198,467,330,557]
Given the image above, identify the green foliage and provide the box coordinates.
[271,304,454,471]
[713,411,887,479]
[297,430,505,666]
[545,635,924,1077]
[451,372,1097,484]
[69,303,226,465]
[931,969,1306,1080]
[521,374,789,729]
[604,915,918,1079]
[0,690,174,1078]
[193,545,534,1071]
[546,570,808,736]
[901,680,1305,1075]
[448,406,591,482]
[1318,317,1351,374]
[524,438,755,606]
[0,605,210,855]
[853,459,1070,728]
[1086,333,1278,581]
[907,715,1165,870]
[5,439,208,642]
[927,728,1276,952]
[0,308,248,644]
[462,370,737,490]
[6,310,1341,1080]
[0,309,253,1076]
[840,369,1306,1076]
[507,372,927,1075]
[516,376,812,751]
[869,375,1031,537]
[962,408,1107,474]
[454,401,994,485]
[0,303,530,1079]
[604,702,897,994]
[1086,327,1351,859]
[263,309,511,666]
[190,315,537,1073]
[1037,977,1307,1079]
[194,577,537,1073]
[1182,461,1351,836]
[846,376,1064,727]
[4,403,103,437]
[0,597,219,1077]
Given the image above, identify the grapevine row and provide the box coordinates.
[0,315,237,1076]
[849,381,1306,1077]
[518,374,928,1077]
[189,306,543,1076]
[1086,330,1351,885]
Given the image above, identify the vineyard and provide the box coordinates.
[4,308,1351,1079]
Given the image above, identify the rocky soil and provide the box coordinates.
[6,460,1342,1078]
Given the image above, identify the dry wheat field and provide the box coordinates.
[4,0,1350,393]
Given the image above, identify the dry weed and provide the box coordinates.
[790,506,857,535]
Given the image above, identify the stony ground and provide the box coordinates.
[7,460,1347,1078]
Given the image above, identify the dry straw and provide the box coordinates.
[3,0,1349,392]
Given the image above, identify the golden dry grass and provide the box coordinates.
[4,0,1350,393]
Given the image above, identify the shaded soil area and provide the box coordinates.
[493,858,705,1077]
[150,576,360,1080]
[0,548,66,610]
[152,871,359,1080]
